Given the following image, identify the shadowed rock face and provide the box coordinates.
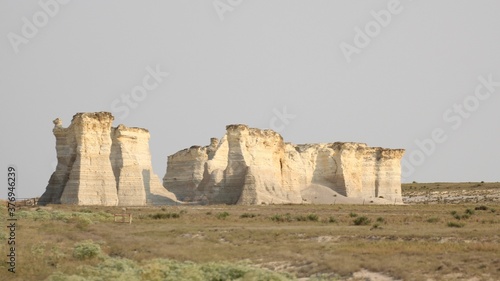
[39,112,177,206]
[163,125,405,205]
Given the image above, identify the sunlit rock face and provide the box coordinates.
[163,125,405,205]
[39,113,404,206]
[39,112,177,206]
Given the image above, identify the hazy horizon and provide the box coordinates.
[1,0,499,199]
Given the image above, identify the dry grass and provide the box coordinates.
[0,197,499,280]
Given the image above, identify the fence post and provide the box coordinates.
[122,208,126,223]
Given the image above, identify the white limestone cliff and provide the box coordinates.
[40,113,403,206]
[39,112,178,206]
[163,125,405,205]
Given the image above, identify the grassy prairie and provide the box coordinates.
[0,189,499,280]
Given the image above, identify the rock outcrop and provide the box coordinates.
[39,113,404,206]
[163,125,405,205]
[39,112,178,206]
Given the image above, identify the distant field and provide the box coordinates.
[0,183,499,281]
[402,182,500,204]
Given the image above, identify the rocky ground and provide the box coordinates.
[402,182,500,204]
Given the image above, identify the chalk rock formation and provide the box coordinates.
[163,125,404,205]
[39,112,177,206]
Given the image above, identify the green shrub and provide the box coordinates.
[73,240,102,260]
[149,213,169,219]
[328,216,337,223]
[270,214,293,222]
[71,216,93,230]
[19,209,52,221]
[307,214,319,221]
[216,212,230,220]
[475,205,488,211]
[376,217,385,223]
[149,212,180,219]
[240,213,256,218]
[50,211,70,221]
[200,263,247,280]
[46,257,292,281]
[353,216,371,226]
[295,215,308,221]
[308,273,343,281]
[451,209,475,220]
[451,211,461,220]
[426,217,439,223]
[349,212,358,218]
[16,209,112,223]
[447,222,465,228]
[95,211,114,221]
[15,210,32,219]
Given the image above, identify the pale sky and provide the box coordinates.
[1,0,499,199]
